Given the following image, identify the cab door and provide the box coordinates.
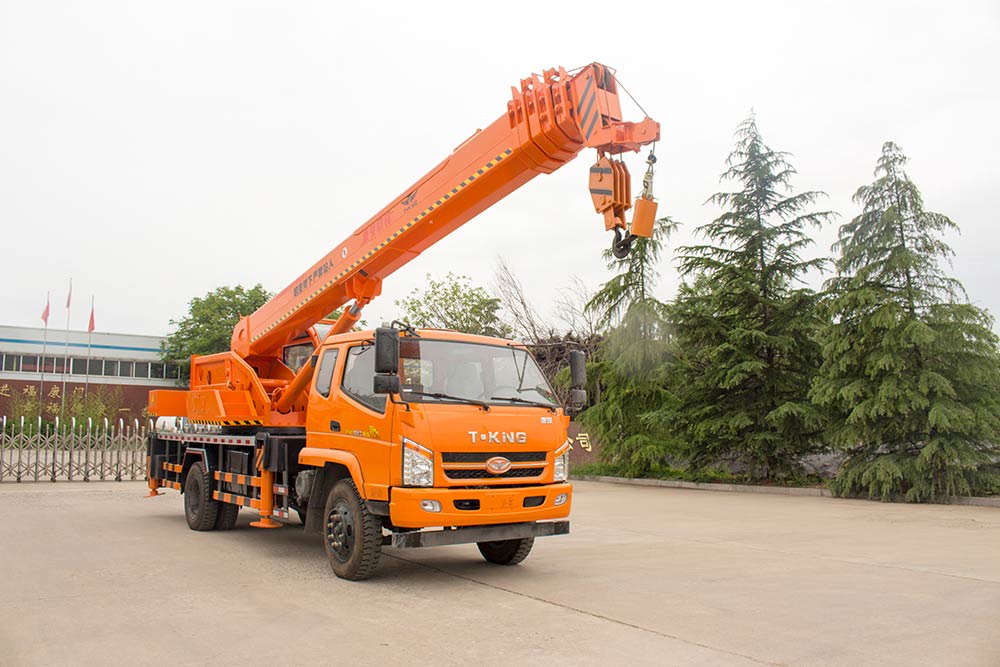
[306,343,394,502]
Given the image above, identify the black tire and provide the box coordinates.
[184,461,219,531]
[322,479,382,580]
[477,537,534,565]
[214,502,240,531]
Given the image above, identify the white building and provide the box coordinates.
[0,324,180,386]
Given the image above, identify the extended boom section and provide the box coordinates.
[152,63,659,429]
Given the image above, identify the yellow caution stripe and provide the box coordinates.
[214,471,260,487]
[213,491,261,509]
[188,419,263,427]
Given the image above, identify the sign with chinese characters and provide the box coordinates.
[566,432,592,452]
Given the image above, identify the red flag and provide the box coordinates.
[88,302,95,333]
[65,279,72,309]
[41,293,50,326]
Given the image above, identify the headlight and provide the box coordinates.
[402,437,434,487]
[553,441,570,482]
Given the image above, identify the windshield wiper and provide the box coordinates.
[530,384,556,401]
[489,395,556,412]
[404,390,490,411]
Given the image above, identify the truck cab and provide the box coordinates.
[297,328,574,578]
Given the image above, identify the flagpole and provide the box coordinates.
[60,278,72,419]
[84,296,94,400]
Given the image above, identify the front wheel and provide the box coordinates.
[322,479,382,580]
[477,537,534,565]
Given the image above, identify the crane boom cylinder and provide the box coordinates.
[272,303,363,413]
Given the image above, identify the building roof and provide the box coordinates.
[0,324,163,361]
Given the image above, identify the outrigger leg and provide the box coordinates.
[250,465,281,529]
[145,456,162,497]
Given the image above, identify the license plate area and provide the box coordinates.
[481,494,515,511]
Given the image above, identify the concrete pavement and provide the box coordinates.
[1,480,998,666]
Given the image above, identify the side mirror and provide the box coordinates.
[374,327,400,374]
[373,374,401,395]
[569,350,587,390]
[569,388,588,410]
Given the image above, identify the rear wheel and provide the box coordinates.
[183,461,219,531]
[477,537,534,565]
[214,502,240,530]
[322,479,382,580]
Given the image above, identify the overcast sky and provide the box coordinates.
[2,1,998,338]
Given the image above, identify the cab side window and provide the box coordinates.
[342,344,387,412]
[314,349,338,398]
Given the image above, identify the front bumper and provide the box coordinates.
[389,482,572,528]
[389,520,569,548]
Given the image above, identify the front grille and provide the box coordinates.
[442,451,546,463]
[444,467,545,480]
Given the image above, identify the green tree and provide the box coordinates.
[670,115,831,478]
[580,217,679,476]
[62,386,129,425]
[161,284,272,379]
[6,385,42,424]
[395,273,510,337]
[580,302,679,476]
[587,217,677,330]
[811,142,1000,501]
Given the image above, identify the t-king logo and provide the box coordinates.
[468,431,527,444]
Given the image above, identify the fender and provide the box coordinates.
[299,447,366,498]
[176,447,209,494]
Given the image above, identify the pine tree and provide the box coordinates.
[587,216,677,330]
[811,142,1000,501]
[669,115,831,478]
[580,217,680,475]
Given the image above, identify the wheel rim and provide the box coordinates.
[186,476,201,518]
[325,499,355,563]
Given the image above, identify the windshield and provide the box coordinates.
[398,338,557,407]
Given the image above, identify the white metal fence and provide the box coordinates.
[0,416,148,483]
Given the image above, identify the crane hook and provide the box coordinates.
[612,227,635,259]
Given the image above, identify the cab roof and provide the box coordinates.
[322,327,528,349]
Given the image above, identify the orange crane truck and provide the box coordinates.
[146,62,660,580]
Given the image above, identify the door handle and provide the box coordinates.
[329,420,341,432]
